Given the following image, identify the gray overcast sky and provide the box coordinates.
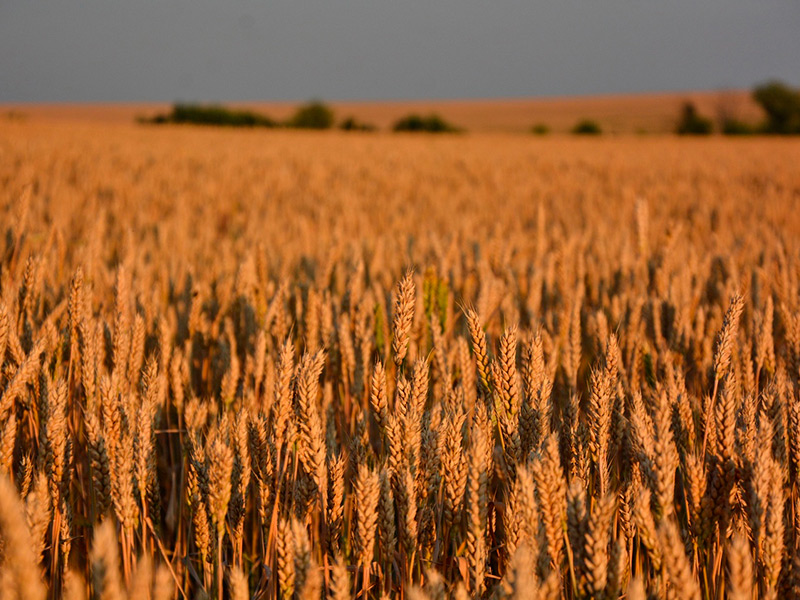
[1,0,798,103]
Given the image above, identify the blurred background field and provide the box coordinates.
[2,89,764,135]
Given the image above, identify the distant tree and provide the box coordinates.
[287,101,335,129]
[676,102,713,135]
[753,81,800,134]
[571,119,602,135]
[393,114,459,133]
[530,123,550,135]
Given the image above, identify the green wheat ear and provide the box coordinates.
[423,267,437,327]
[436,276,449,332]
[374,301,387,356]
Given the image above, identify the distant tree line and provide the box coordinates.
[143,101,338,130]
[142,101,461,133]
[140,80,800,136]
[146,104,277,127]
[677,80,800,135]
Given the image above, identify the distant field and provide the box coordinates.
[2,89,763,134]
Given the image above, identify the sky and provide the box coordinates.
[1,0,799,103]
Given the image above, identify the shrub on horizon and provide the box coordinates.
[393,113,460,133]
[286,101,335,129]
[339,116,377,132]
[676,102,713,135]
[571,119,602,135]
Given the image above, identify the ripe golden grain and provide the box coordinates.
[0,121,799,598]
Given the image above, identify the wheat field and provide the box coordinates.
[1,119,800,599]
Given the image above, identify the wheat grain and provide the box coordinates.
[0,122,797,599]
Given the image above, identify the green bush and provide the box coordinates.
[144,103,277,128]
[530,123,550,135]
[676,102,713,135]
[721,119,756,136]
[753,81,800,134]
[393,113,460,133]
[287,101,335,129]
[339,117,376,132]
[571,120,602,135]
